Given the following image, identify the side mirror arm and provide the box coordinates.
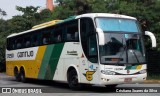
[96,28,105,45]
[145,31,156,48]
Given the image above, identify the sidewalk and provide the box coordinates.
[144,80,160,84]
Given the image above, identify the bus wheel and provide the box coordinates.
[105,84,117,89]
[14,68,20,82]
[68,69,81,90]
[20,69,27,83]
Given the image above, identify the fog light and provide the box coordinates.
[143,77,146,80]
[107,79,110,81]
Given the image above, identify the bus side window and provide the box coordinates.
[75,32,79,41]
[17,43,21,49]
[26,41,30,47]
[54,28,62,43]
[16,37,23,49]
[43,38,47,44]
[50,29,55,44]
[66,20,78,42]
[7,38,12,50]
[24,36,31,48]
[13,39,17,49]
[31,34,38,47]
[89,35,97,55]
[42,29,51,45]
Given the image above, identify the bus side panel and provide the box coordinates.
[6,46,46,79]
[26,46,46,78]
[38,43,65,80]
[6,61,16,76]
[53,42,87,83]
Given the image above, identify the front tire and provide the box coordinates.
[68,69,82,90]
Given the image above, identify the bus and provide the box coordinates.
[6,13,156,89]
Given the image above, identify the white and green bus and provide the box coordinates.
[6,13,156,89]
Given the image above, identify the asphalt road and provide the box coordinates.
[0,73,160,96]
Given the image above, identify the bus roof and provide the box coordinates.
[7,13,136,38]
[32,20,62,29]
[76,13,137,20]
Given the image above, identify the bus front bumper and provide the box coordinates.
[99,73,147,85]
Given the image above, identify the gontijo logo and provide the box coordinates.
[17,51,34,58]
[6,47,38,61]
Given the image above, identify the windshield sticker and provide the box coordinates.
[89,65,94,70]
[125,34,129,39]
[125,65,142,70]
[83,71,95,81]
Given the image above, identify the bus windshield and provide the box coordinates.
[99,33,146,65]
[96,17,140,33]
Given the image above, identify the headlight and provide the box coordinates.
[139,69,146,74]
[101,70,115,75]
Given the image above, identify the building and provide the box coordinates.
[46,0,54,11]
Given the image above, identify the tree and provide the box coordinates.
[0,6,40,72]
[16,6,41,27]
[0,8,7,71]
[0,8,7,19]
[16,6,39,18]
[0,19,7,33]
[38,9,53,23]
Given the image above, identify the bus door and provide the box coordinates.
[80,18,99,84]
[79,55,89,83]
[87,34,99,84]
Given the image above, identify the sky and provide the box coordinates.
[0,0,52,20]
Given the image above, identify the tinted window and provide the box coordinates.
[80,18,98,63]
[31,31,41,47]
[24,34,31,48]
[42,29,51,45]
[54,27,63,43]
[7,19,79,50]
[66,20,79,42]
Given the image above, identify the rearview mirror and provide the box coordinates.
[96,28,105,45]
[145,31,156,48]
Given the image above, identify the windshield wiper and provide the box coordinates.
[130,49,140,64]
[116,39,128,65]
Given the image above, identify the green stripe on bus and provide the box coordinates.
[44,43,64,80]
[38,45,55,79]
[125,66,132,70]
[56,16,76,25]
[125,65,139,70]
[131,66,137,70]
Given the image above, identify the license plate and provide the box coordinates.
[124,78,132,82]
